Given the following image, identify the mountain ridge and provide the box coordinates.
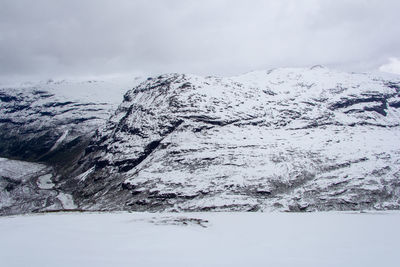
[68,67,400,212]
[1,67,400,214]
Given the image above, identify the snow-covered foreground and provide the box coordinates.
[1,212,399,267]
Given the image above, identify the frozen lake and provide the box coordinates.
[1,211,399,267]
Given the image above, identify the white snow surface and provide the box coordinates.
[36,174,54,189]
[56,192,77,209]
[0,157,46,182]
[0,211,399,267]
[2,75,145,105]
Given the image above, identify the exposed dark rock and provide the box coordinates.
[2,68,400,215]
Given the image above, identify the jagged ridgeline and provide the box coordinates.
[1,67,400,215]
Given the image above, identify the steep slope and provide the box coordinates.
[0,78,141,165]
[0,77,142,215]
[68,67,400,212]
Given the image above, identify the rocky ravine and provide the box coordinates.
[2,67,400,215]
[0,78,141,215]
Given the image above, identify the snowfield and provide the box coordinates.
[0,212,399,267]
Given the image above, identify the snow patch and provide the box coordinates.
[49,130,69,152]
[57,193,76,209]
[76,167,95,182]
[0,157,46,181]
[36,174,54,189]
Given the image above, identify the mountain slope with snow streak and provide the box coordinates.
[0,77,143,164]
[66,67,400,212]
[0,77,143,215]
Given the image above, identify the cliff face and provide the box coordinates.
[0,78,138,215]
[2,68,400,214]
[68,67,400,212]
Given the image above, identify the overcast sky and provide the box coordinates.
[1,0,400,81]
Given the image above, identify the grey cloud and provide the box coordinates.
[0,0,399,81]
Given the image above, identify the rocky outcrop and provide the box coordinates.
[66,68,400,212]
[0,78,140,215]
[2,68,400,214]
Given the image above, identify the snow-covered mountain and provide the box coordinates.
[0,77,143,214]
[0,77,142,162]
[1,67,400,215]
